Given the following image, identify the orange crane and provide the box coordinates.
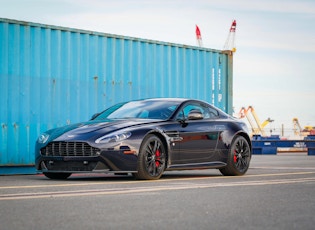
[223,20,237,52]
[293,118,315,136]
[293,118,303,136]
[238,106,273,136]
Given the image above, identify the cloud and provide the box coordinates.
[212,0,315,15]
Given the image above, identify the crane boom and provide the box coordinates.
[239,107,259,134]
[292,118,315,136]
[238,106,273,136]
[195,25,203,47]
[223,20,237,52]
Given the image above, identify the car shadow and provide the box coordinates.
[33,170,223,181]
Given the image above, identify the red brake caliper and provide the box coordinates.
[155,150,161,167]
[233,150,237,163]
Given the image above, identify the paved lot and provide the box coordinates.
[1,154,315,230]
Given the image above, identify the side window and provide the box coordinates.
[177,110,185,120]
[182,104,203,118]
[176,102,219,120]
[205,107,219,119]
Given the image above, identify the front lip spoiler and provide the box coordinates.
[39,170,137,174]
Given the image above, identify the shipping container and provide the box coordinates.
[0,18,233,174]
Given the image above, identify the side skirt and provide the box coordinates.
[166,161,226,171]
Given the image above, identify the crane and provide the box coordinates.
[195,25,203,47]
[238,106,274,136]
[223,20,237,52]
[293,118,303,136]
[293,118,315,136]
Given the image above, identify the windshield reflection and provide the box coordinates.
[94,100,180,120]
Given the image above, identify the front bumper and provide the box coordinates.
[36,149,138,173]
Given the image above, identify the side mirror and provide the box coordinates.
[188,110,203,120]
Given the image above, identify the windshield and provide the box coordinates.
[94,100,181,120]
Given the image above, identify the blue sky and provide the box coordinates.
[1,0,314,136]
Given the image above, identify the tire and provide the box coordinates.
[134,134,166,180]
[220,135,251,176]
[43,172,72,180]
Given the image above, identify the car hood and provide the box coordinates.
[48,119,161,142]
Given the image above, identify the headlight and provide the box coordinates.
[95,131,131,144]
[37,133,49,144]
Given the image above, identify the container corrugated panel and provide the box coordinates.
[0,18,233,172]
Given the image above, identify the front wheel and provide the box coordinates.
[43,172,72,180]
[134,134,166,180]
[220,136,251,176]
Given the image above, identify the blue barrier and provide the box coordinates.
[305,135,315,155]
[252,135,315,155]
[252,135,279,154]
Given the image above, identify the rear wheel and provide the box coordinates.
[43,172,72,180]
[220,135,251,176]
[134,134,166,180]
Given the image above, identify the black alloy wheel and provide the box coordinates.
[220,135,251,176]
[135,134,166,180]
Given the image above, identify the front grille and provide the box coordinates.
[41,142,100,157]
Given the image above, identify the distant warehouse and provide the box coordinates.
[0,18,234,174]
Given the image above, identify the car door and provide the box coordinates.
[175,102,220,164]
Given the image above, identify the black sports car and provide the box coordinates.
[35,98,252,180]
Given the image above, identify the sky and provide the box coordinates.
[1,0,315,136]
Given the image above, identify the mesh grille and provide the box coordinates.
[41,142,100,157]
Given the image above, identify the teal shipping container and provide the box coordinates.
[0,18,233,174]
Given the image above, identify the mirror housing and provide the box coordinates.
[188,110,203,120]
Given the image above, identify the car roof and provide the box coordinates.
[140,98,188,102]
